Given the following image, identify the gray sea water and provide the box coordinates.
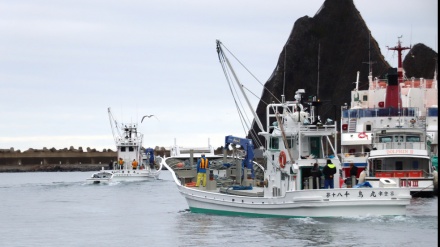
[0,171,437,247]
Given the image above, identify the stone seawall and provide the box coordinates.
[0,148,117,172]
[0,147,170,172]
[0,163,112,172]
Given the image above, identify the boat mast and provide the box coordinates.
[355,71,360,91]
[317,43,320,99]
[363,33,376,86]
[387,37,410,84]
[385,37,410,109]
[283,45,287,102]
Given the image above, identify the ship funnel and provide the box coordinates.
[384,68,401,109]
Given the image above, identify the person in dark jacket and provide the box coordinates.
[349,163,358,185]
[323,159,337,188]
[311,163,322,189]
[350,163,358,177]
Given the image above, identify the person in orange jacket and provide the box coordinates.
[118,158,124,169]
[132,159,138,170]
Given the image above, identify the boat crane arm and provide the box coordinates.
[216,40,265,133]
[107,107,121,144]
[224,135,255,178]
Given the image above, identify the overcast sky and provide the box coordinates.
[0,0,437,152]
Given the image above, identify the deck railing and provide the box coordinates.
[373,142,427,150]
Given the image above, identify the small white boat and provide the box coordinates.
[164,41,412,218]
[87,108,163,183]
[86,167,113,184]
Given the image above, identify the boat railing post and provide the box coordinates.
[308,176,313,189]
[351,175,357,187]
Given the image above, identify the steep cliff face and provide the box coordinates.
[404,43,438,78]
[249,0,437,146]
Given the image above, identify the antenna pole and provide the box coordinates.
[283,46,286,97]
[317,43,320,99]
[362,32,376,83]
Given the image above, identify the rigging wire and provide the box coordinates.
[220,42,282,104]
[220,50,263,148]
[218,50,252,136]
[226,66,255,132]
[217,42,265,147]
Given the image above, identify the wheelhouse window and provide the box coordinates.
[269,137,279,150]
[427,107,438,117]
[379,136,392,143]
[406,135,420,142]
[286,137,295,148]
[120,147,126,152]
[395,161,403,170]
[412,160,419,169]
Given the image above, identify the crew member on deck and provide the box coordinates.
[196,154,209,187]
[350,163,358,178]
[349,163,358,186]
[323,159,336,189]
[311,163,322,189]
[118,158,124,169]
[132,159,138,170]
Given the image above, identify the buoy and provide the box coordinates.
[279,151,287,169]
[176,162,184,168]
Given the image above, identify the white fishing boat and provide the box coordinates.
[340,39,438,196]
[87,108,163,183]
[163,41,411,218]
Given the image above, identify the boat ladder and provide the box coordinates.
[348,118,357,132]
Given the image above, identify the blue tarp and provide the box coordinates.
[231,185,253,190]
[145,148,154,164]
[354,181,372,188]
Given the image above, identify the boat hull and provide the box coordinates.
[87,168,161,183]
[365,177,435,196]
[179,185,410,218]
[86,178,112,184]
[86,170,114,184]
[108,169,161,181]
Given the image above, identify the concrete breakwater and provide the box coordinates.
[0,147,169,172]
